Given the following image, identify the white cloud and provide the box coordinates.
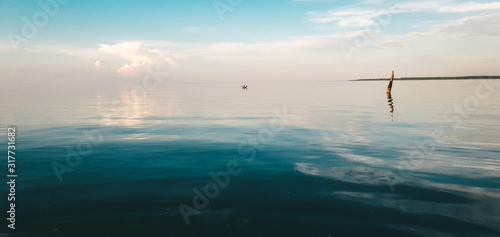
[305,0,500,28]
[98,42,176,78]
[306,1,445,27]
[307,8,387,27]
[435,13,500,36]
[440,2,500,12]
[194,32,369,58]
[94,60,102,69]
[394,1,448,13]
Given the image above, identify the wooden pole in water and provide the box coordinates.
[387,70,394,94]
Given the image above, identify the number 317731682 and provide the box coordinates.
[8,127,16,172]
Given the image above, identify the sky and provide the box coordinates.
[0,0,500,83]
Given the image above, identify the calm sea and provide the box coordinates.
[1,80,500,236]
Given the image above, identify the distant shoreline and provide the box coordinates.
[351,76,500,81]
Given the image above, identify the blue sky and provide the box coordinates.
[1,0,500,83]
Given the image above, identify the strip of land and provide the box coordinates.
[352,76,500,81]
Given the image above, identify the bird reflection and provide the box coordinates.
[387,92,394,120]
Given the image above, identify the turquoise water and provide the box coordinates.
[2,80,500,236]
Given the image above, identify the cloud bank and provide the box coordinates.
[98,42,176,78]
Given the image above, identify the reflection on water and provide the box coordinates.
[387,92,394,120]
[97,88,153,127]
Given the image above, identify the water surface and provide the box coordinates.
[1,80,500,236]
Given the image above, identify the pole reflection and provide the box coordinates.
[387,92,394,120]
